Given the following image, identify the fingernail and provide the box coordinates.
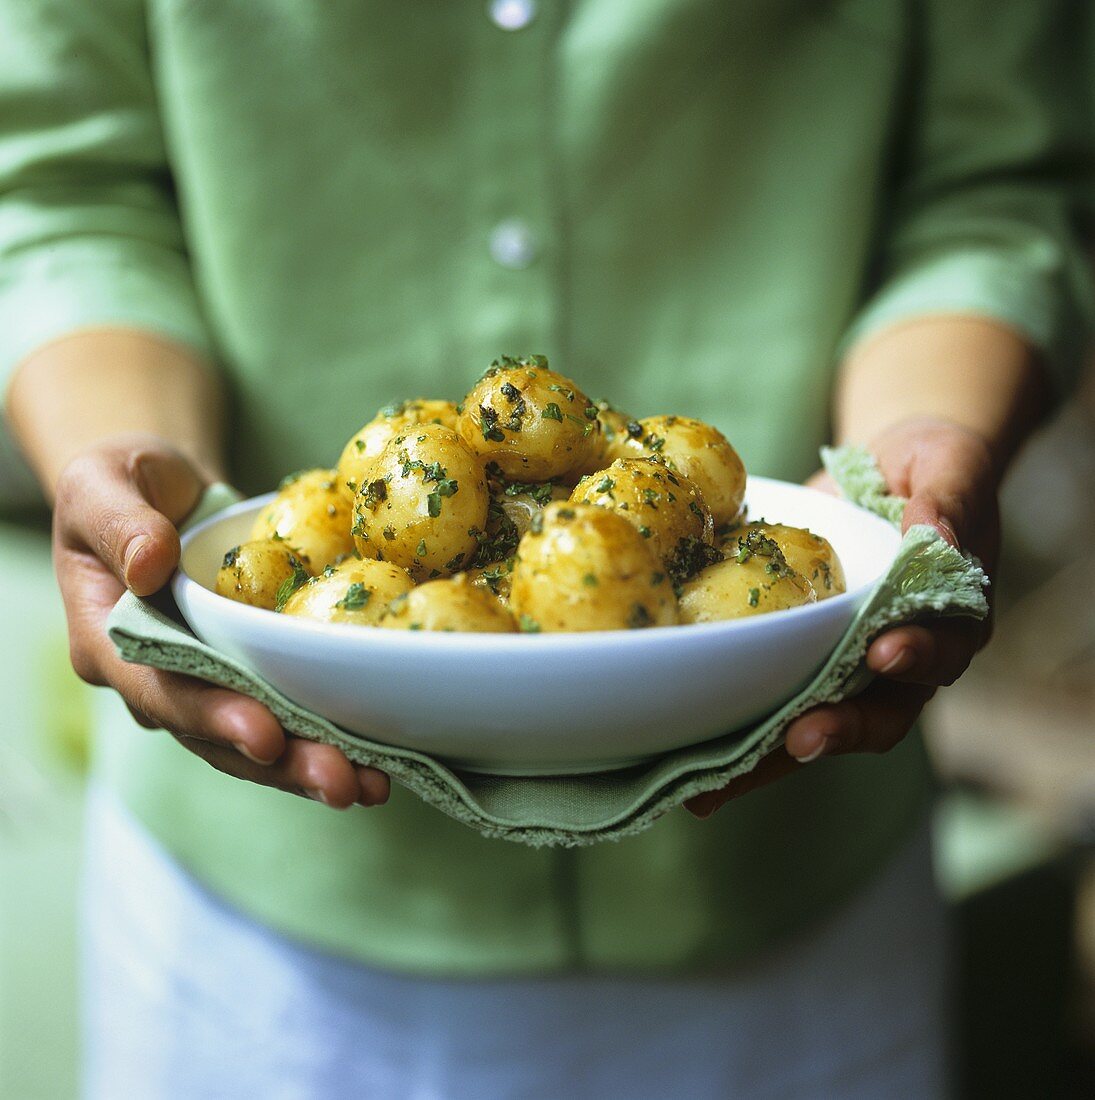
[122,536,149,585]
[303,788,332,806]
[879,647,914,676]
[934,518,959,548]
[791,734,837,763]
[235,742,279,765]
[688,794,720,819]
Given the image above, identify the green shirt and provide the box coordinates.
[1,0,1089,973]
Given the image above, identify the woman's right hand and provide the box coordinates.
[54,433,390,809]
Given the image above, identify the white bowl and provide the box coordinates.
[173,477,900,775]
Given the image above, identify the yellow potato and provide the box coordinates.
[215,539,310,611]
[678,530,816,622]
[510,501,678,632]
[739,522,846,600]
[249,468,356,571]
[636,415,746,527]
[337,399,459,498]
[457,356,600,481]
[570,457,718,584]
[280,557,414,625]
[378,574,517,633]
[351,423,489,581]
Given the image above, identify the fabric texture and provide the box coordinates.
[107,446,988,847]
[81,785,949,1100]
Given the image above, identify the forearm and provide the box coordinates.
[834,315,1050,477]
[5,328,227,496]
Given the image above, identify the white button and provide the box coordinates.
[489,0,536,32]
[489,219,538,268]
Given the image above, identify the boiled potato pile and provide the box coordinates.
[214,356,845,631]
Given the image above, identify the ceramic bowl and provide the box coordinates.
[172,477,900,774]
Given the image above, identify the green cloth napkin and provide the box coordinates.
[106,446,988,847]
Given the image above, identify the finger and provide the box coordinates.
[684,748,801,818]
[784,680,936,761]
[867,620,984,686]
[113,662,288,766]
[174,734,369,809]
[54,442,205,596]
[356,766,391,806]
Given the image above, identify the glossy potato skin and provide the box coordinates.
[467,558,515,604]
[337,399,459,499]
[457,357,600,481]
[678,532,816,622]
[636,416,746,527]
[572,400,646,477]
[351,423,489,581]
[215,540,309,611]
[379,574,517,632]
[570,457,714,581]
[737,522,846,600]
[510,502,678,632]
[281,557,414,625]
[249,468,356,571]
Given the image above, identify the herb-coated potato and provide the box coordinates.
[467,558,515,604]
[337,399,459,499]
[249,468,356,571]
[215,540,310,611]
[280,557,414,625]
[678,530,816,622]
[510,502,677,632]
[457,356,600,481]
[378,574,517,633]
[570,457,718,584]
[736,522,846,600]
[351,423,489,581]
[635,415,746,527]
[571,399,646,477]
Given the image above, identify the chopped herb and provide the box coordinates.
[642,488,659,507]
[651,571,665,586]
[582,573,599,587]
[645,432,666,453]
[504,480,555,505]
[416,538,428,558]
[529,512,545,535]
[360,478,388,509]
[336,583,371,611]
[479,404,506,442]
[428,569,442,578]
[278,469,307,490]
[626,420,644,439]
[557,507,576,521]
[595,475,616,494]
[518,613,541,633]
[383,525,396,540]
[748,587,760,607]
[688,500,704,519]
[667,536,724,587]
[584,405,598,420]
[542,402,563,423]
[501,382,519,400]
[274,559,310,611]
[445,552,466,571]
[354,439,366,453]
[222,546,241,568]
[638,525,652,538]
[628,604,653,629]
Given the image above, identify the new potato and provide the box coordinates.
[249,468,356,571]
[732,522,846,600]
[379,574,517,632]
[215,540,309,611]
[457,357,600,481]
[351,423,489,581]
[510,502,678,632]
[281,558,414,625]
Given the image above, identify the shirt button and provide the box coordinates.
[488,0,537,32]
[489,219,539,269]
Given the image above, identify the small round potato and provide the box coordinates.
[457,356,600,481]
[337,399,459,499]
[280,557,414,625]
[570,457,716,583]
[215,540,310,611]
[510,501,678,632]
[678,530,816,622]
[378,574,517,632]
[740,522,846,600]
[249,468,356,571]
[351,423,489,581]
[636,415,746,526]
[467,558,516,604]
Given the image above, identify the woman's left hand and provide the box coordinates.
[685,417,1000,818]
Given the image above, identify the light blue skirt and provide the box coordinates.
[81,788,949,1099]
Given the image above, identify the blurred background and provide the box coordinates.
[2,365,1095,1098]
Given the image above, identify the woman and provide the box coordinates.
[2,1,1089,1095]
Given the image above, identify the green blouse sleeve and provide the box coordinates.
[842,0,1094,394]
[0,0,213,391]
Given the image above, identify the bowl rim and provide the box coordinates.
[173,476,898,652]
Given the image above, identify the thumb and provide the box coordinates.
[55,437,207,597]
